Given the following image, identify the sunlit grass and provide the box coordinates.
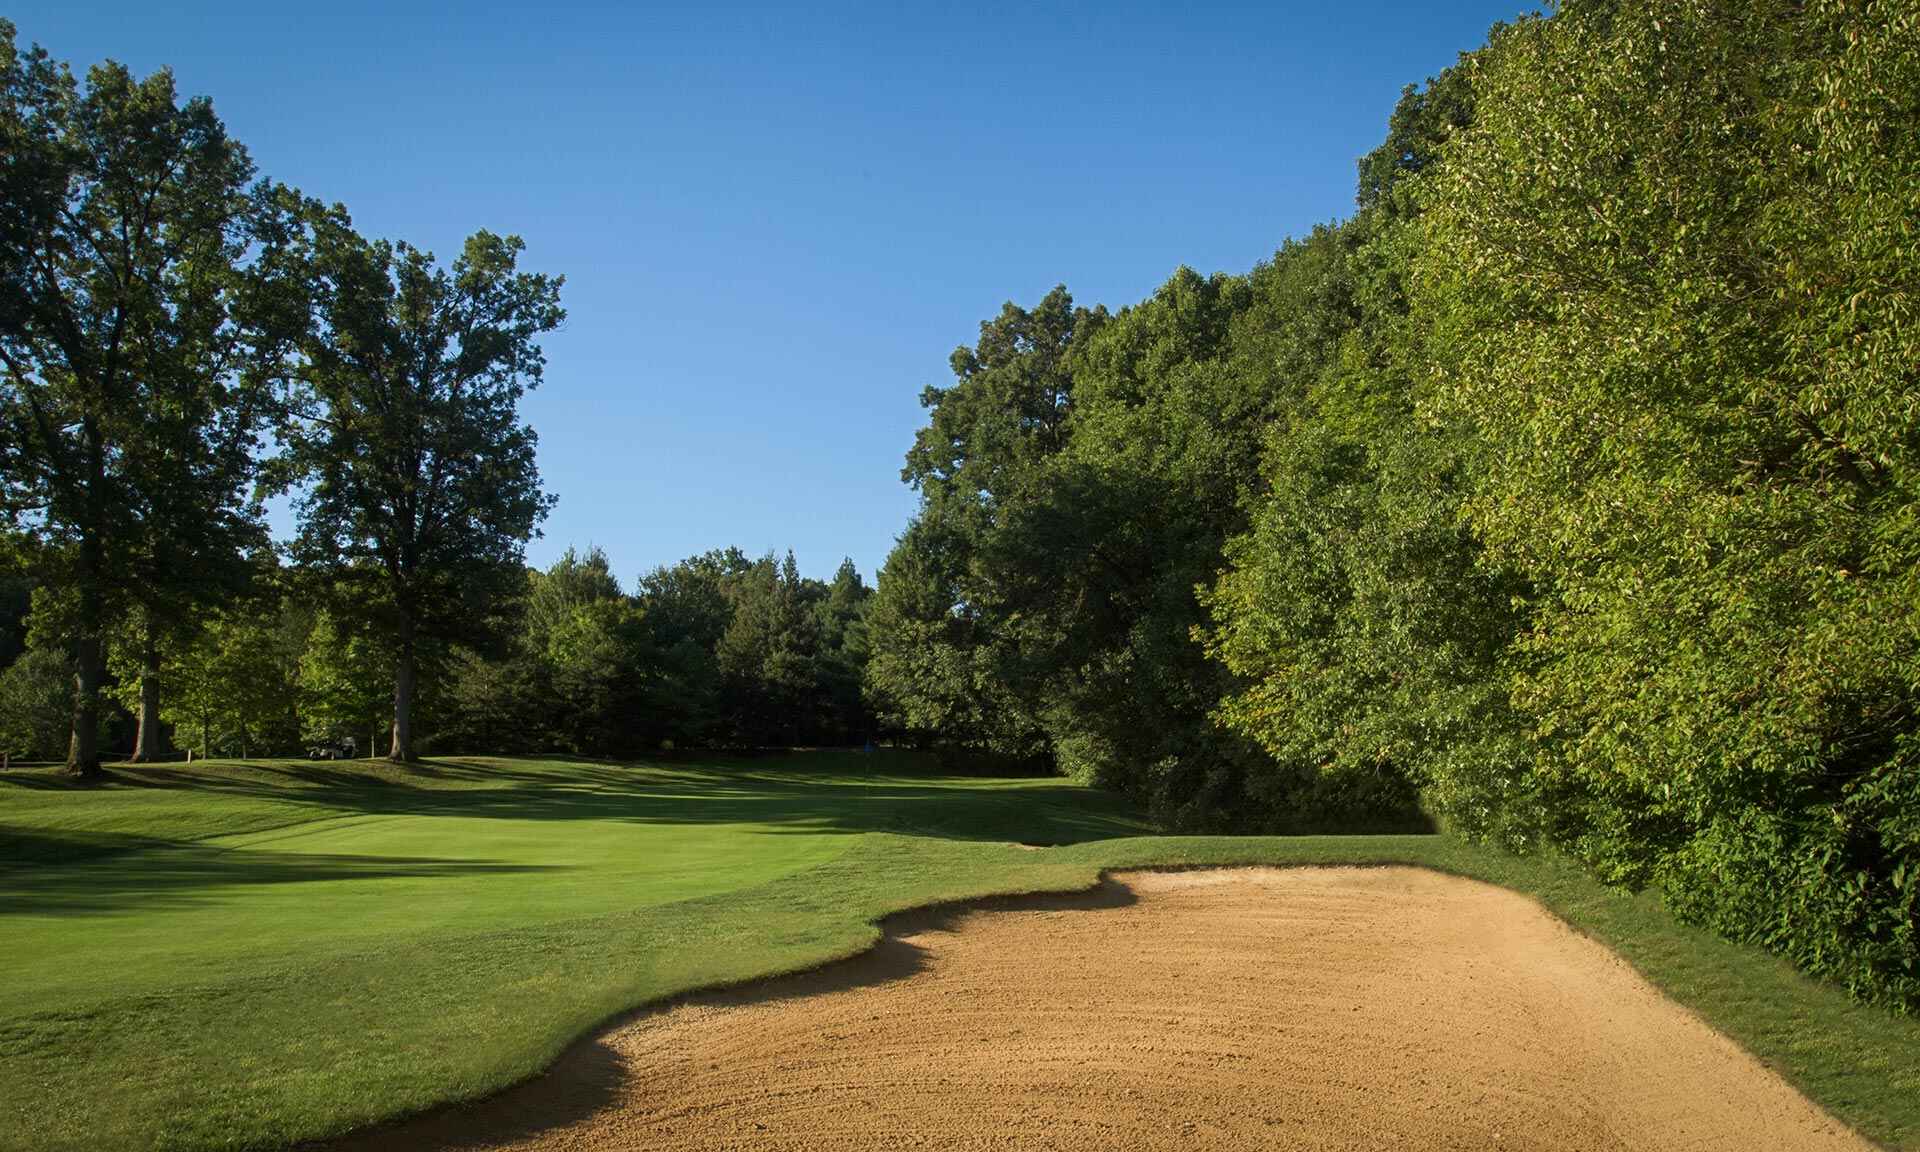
[2,754,1913,1151]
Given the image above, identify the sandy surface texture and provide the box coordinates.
[337,867,1870,1151]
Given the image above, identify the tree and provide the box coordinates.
[0,24,298,775]
[716,552,821,747]
[632,548,750,748]
[523,546,644,754]
[278,212,562,761]
[0,642,73,759]
[164,594,302,760]
[868,288,1098,761]
[995,267,1267,820]
[1415,0,1920,1005]
[1196,62,1525,838]
[298,608,389,754]
[0,568,30,671]
[813,557,872,744]
[866,517,1044,759]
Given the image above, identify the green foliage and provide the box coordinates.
[521,546,645,754]
[1412,0,1920,1007]
[427,546,875,757]
[0,569,30,670]
[1201,81,1532,845]
[162,590,304,759]
[874,254,1432,829]
[813,557,873,739]
[864,517,1047,761]
[876,0,1920,1008]
[275,212,563,759]
[867,288,1092,760]
[629,547,748,748]
[714,550,872,748]
[0,642,72,758]
[0,23,300,772]
[298,608,389,750]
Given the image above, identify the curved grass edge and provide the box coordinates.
[1083,837,1918,1151]
[308,834,1918,1152]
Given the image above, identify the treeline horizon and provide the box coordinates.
[1,544,875,762]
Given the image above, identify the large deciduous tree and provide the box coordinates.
[866,288,1093,762]
[279,211,561,762]
[0,23,299,775]
[1415,0,1920,1005]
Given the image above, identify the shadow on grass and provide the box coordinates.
[1,754,1153,867]
[0,831,562,915]
[319,877,1139,1152]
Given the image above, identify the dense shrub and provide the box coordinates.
[1418,0,1920,1008]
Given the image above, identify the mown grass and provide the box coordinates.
[2,753,1915,1151]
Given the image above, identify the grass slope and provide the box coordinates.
[2,754,1915,1151]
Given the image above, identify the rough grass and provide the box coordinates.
[1,753,1914,1151]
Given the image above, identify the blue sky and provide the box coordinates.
[17,2,1532,585]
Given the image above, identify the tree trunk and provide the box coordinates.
[67,631,104,778]
[66,551,106,779]
[131,619,163,761]
[390,616,416,762]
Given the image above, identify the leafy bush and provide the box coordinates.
[1417,0,1920,1009]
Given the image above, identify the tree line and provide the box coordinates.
[1,542,872,761]
[865,0,1919,1010]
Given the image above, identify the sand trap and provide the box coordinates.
[338,867,1869,1151]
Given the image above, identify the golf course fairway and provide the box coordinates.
[3,754,1917,1151]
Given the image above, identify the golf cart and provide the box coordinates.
[306,735,358,760]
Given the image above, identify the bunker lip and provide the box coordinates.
[320,866,1874,1152]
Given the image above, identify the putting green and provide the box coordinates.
[1,756,1132,1020]
[5,813,851,1009]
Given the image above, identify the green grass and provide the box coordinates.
[2,753,1915,1151]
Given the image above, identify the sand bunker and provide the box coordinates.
[341,867,1869,1151]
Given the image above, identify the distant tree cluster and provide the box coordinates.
[870,0,1920,1009]
[0,541,871,762]
[434,546,874,756]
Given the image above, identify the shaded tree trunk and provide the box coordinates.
[131,619,163,761]
[67,535,106,779]
[390,615,416,762]
[67,630,104,778]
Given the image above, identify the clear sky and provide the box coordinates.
[14,2,1533,585]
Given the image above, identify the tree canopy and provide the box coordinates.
[868,0,1920,1008]
[275,214,563,761]
[0,22,299,773]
